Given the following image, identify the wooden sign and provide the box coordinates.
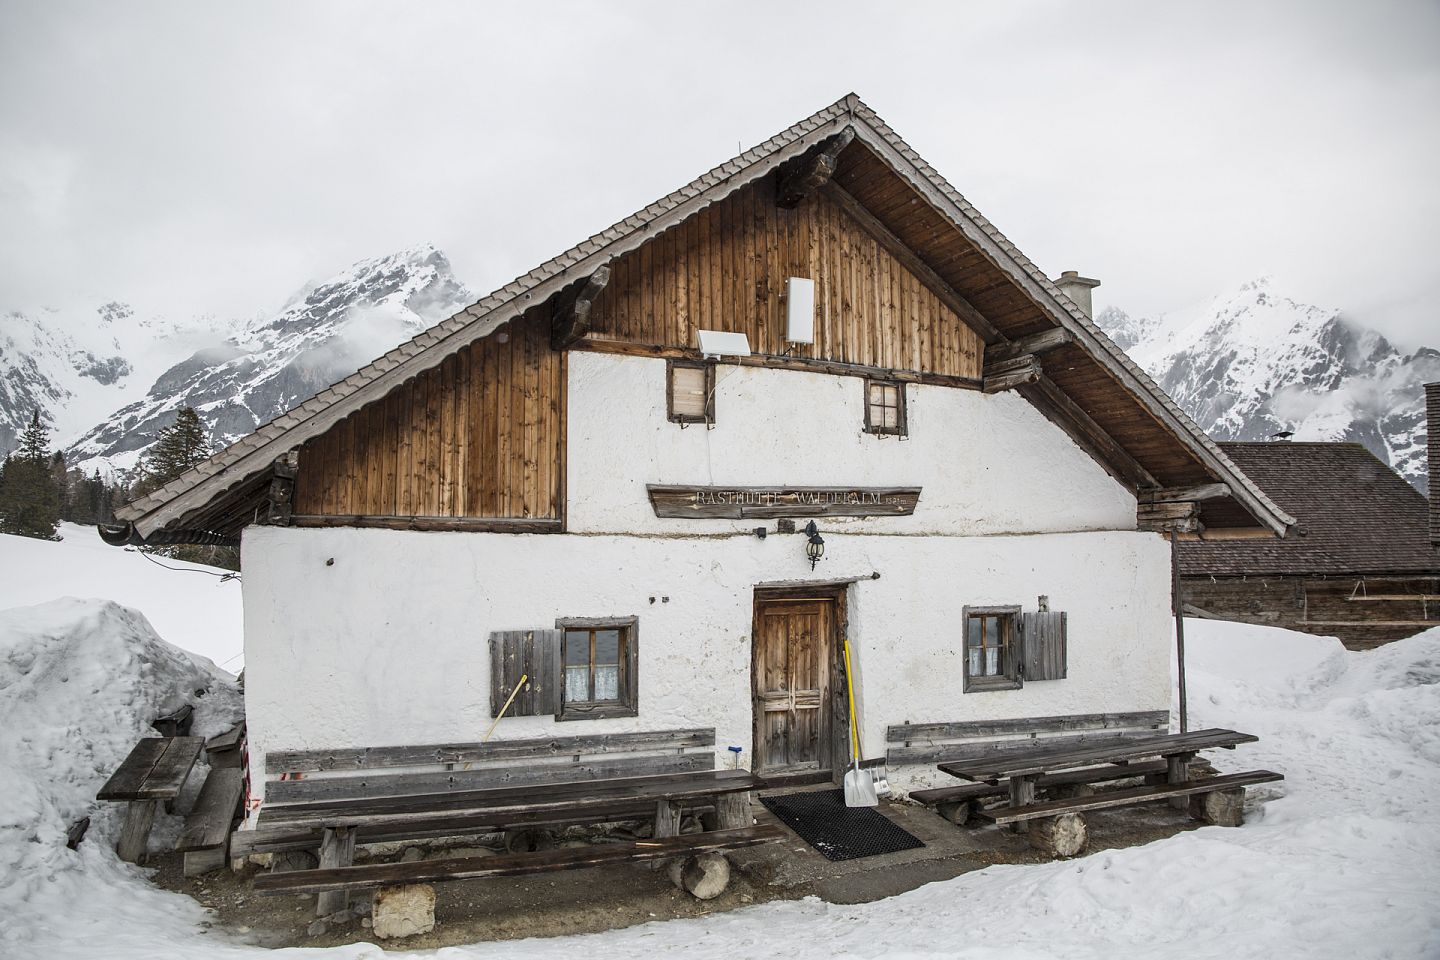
[647,485,921,519]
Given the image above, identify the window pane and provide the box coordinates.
[984,616,999,647]
[565,665,590,702]
[968,647,981,676]
[967,618,981,648]
[594,664,620,701]
[563,631,589,666]
[594,630,620,665]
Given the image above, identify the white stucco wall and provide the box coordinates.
[241,525,1172,796]
[566,351,1138,536]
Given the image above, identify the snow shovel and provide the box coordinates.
[841,637,878,807]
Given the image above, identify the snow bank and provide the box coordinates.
[0,599,242,955]
[0,524,244,670]
[1,615,1436,959]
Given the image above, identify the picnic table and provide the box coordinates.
[96,736,204,862]
[249,768,780,916]
[935,728,1283,854]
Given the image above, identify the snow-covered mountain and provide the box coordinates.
[1099,278,1438,494]
[0,302,238,459]
[64,244,473,475]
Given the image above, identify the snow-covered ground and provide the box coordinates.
[0,523,244,671]
[0,555,1436,958]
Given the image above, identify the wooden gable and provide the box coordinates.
[580,175,985,382]
[290,309,564,529]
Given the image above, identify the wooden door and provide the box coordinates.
[753,598,834,776]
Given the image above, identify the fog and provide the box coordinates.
[2,1,1436,348]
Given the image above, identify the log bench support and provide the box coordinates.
[117,800,160,864]
[1028,813,1087,858]
[1167,751,1195,811]
[317,826,356,916]
[1007,775,1037,834]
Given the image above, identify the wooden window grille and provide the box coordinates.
[864,379,906,436]
[555,616,639,720]
[668,361,714,425]
[963,605,1022,692]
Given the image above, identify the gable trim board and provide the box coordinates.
[111,94,1293,541]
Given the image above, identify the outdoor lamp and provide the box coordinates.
[804,521,825,570]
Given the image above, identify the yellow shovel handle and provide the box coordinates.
[842,638,862,763]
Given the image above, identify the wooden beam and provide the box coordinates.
[289,515,563,534]
[1141,483,1231,504]
[983,328,1073,364]
[776,127,855,208]
[1138,500,1201,534]
[1344,595,1440,602]
[822,183,1005,344]
[982,354,1041,393]
[550,265,612,350]
[1017,375,1156,489]
[573,337,983,390]
[264,454,298,525]
[1176,526,1276,541]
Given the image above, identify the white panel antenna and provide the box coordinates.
[785,277,815,344]
[697,330,752,358]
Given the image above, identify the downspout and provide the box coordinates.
[1170,528,1189,734]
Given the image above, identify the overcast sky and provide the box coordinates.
[2,0,1437,347]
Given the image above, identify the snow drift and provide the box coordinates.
[0,599,242,954]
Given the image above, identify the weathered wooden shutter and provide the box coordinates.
[1021,611,1068,681]
[488,630,560,717]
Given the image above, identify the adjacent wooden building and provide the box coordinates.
[1180,440,1438,650]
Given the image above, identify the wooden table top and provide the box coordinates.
[938,728,1258,784]
[257,768,768,830]
[97,736,204,801]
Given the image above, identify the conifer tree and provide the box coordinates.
[0,411,61,538]
[134,406,209,498]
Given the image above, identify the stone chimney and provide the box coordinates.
[1427,381,1439,549]
[1054,270,1102,319]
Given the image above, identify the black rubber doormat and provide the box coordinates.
[759,789,924,862]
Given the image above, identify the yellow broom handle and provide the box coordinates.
[483,673,528,743]
[842,639,862,762]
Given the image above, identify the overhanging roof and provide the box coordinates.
[114,94,1293,540]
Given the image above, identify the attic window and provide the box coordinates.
[668,361,714,425]
[864,379,906,436]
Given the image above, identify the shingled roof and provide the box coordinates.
[1179,443,1438,578]
[111,93,1293,541]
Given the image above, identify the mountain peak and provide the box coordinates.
[1100,281,1436,493]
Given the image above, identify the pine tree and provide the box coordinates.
[0,411,61,538]
[134,406,209,499]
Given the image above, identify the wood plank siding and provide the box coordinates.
[292,309,564,522]
[580,176,985,381]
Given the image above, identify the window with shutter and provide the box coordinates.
[962,605,1022,692]
[864,379,906,436]
[555,616,639,720]
[668,361,714,424]
[1021,610,1068,681]
[488,629,561,717]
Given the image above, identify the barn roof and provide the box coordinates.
[110,93,1293,541]
[1179,443,1438,578]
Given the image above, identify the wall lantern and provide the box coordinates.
[804,521,825,570]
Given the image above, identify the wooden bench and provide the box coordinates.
[974,770,1285,826]
[935,728,1279,856]
[245,729,766,918]
[96,736,204,862]
[909,758,1213,824]
[252,769,771,922]
[177,766,246,876]
[253,824,785,896]
[887,710,1171,767]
